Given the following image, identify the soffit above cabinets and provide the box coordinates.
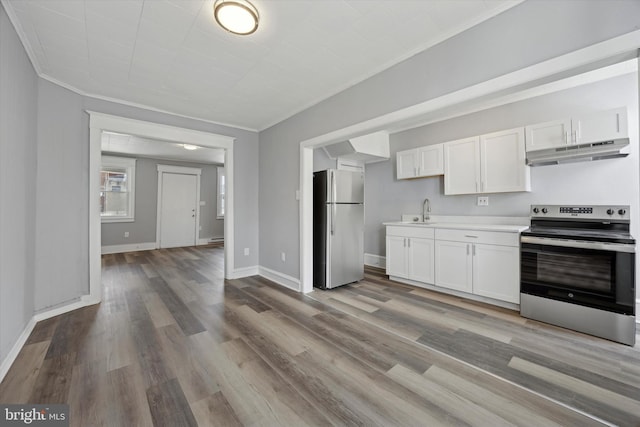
[4,0,521,131]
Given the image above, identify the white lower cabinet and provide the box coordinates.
[387,225,520,306]
[434,228,520,304]
[434,240,472,293]
[408,237,435,283]
[472,243,519,304]
[386,226,435,284]
[386,235,409,277]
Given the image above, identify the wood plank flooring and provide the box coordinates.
[1,246,639,426]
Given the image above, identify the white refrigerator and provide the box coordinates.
[313,169,364,289]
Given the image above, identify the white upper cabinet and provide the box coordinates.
[396,143,444,179]
[417,144,444,177]
[443,136,481,195]
[525,118,572,151]
[525,107,628,152]
[445,128,529,195]
[573,107,628,145]
[396,149,419,179]
[480,127,530,193]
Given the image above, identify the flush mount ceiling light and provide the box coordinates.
[182,144,199,150]
[213,0,259,35]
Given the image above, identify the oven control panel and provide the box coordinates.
[559,207,593,214]
[530,205,630,220]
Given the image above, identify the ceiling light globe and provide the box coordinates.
[214,0,259,35]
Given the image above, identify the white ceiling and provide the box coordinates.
[4,0,521,131]
[102,131,225,164]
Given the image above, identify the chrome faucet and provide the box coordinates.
[422,198,431,222]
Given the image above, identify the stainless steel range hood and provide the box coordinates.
[526,138,629,166]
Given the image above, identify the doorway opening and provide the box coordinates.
[88,112,235,303]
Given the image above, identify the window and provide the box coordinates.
[217,166,225,218]
[101,156,136,222]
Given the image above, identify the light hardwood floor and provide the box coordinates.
[1,246,639,426]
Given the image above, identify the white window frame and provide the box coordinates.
[217,166,225,219]
[101,156,136,223]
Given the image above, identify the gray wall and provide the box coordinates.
[365,73,639,255]
[35,78,88,310]
[101,157,224,246]
[34,80,259,311]
[0,1,259,363]
[258,0,640,279]
[0,3,37,365]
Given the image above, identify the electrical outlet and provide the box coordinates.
[281,252,286,262]
[477,196,489,206]
[244,248,249,256]
[124,231,129,238]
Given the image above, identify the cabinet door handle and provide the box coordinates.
[564,130,569,144]
[403,238,407,248]
[475,181,479,192]
[472,244,476,256]
[616,113,620,132]
[464,235,478,238]
[408,238,411,248]
[466,244,469,255]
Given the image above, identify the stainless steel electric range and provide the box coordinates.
[520,205,636,345]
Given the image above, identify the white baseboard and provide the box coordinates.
[230,265,259,278]
[101,242,156,254]
[259,266,301,292]
[0,294,100,384]
[365,253,386,269]
[0,317,36,385]
[198,237,224,246]
[33,296,99,322]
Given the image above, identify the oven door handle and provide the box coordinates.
[521,236,636,253]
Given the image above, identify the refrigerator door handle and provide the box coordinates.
[331,170,336,203]
[331,203,336,235]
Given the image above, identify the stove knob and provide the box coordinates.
[618,209,627,215]
[541,208,548,214]
[532,207,539,214]
[607,209,615,215]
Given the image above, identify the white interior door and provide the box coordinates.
[159,172,198,248]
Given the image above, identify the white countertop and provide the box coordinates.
[383,221,528,233]
[383,215,529,233]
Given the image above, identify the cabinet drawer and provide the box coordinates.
[434,228,518,246]
[386,226,435,239]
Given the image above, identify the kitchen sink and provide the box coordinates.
[403,218,437,225]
